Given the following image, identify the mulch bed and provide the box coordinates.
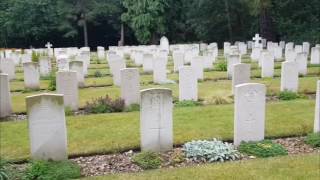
[70,136,319,177]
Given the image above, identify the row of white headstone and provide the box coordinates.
[8,78,317,161]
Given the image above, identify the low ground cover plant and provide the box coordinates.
[305,133,320,148]
[214,61,227,71]
[279,91,300,100]
[183,139,239,162]
[84,95,125,114]
[239,140,288,158]
[132,151,162,170]
[175,100,201,107]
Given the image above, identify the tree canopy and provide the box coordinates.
[0,0,319,48]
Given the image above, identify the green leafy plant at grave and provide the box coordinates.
[31,51,40,63]
[305,133,320,148]
[215,61,227,71]
[132,151,162,170]
[175,100,201,107]
[125,104,140,112]
[94,70,102,77]
[239,140,288,158]
[183,139,240,163]
[65,106,73,116]
[24,160,81,180]
[48,72,56,91]
[0,160,9,180]
[84,95,125,114]
[279,91,300,100]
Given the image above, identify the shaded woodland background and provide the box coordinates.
[0,0,319,48]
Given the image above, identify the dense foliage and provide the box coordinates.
[132,151,162,169]
[0,0,319,48]
[239,140,288,158]
[183,139,240,162]
[305,133,320,148]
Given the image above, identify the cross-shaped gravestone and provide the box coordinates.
[45,42,52,49]
[252,34,262,48]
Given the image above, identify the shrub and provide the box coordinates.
[215,61,227,71]
[94,70,102,77]
[279,91,299,100]
[238,140,288,158]
[0,160,9,180]
[125,104,140,112]
[84,95,125,114]
[132,151,162,170]
[305,133,320,148]
[31,51,40,63]
[48,72,56,91]
[25,160,81,180]
[65,106,73,116]
[175,100,201,107]
[183,139,240,162]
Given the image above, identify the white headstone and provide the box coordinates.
[160,36,169,52]
[26,93,67,160]
[120,68,140,106]
[285,48,296,62]
[252,34,262,48]
[153,57,167,84]
[314,80,320,133]
[227,54,241,79]
[179,66,198,101]
[56,71,78,110]
[0,73,12,118]
[281,61,299,92]
[173,51,184,72]
[261,51,274,78]
[232,64,250,94]
[23,62,40,89]
[109,57,126,86]
[69,61,85,87]
[295,52,308,76]
[142,53,153,72]
[39,57,51,77]
[302,42,310,55]
[97,46,105,60]
[310,47,320,64]
[56,55,69,71]
[140,88,173,152]
[251,47,261,61]
[234,83,266,146]
[0,58,15,80]
[274,46,283,60]
[191,56,204,80]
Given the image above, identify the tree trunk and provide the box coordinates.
[260,8,276,41]
[83,18,88,47]
[224,0,233,42]
[119,23,124,46]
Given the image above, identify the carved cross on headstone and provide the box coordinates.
[252,34,262,48]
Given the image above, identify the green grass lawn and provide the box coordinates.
[0,99,315,161]
[85,153,320,180]
[9,75,319,113]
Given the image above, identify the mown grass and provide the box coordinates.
[9,76,319,113]
[0,99,314,161]
[85,153,320,180]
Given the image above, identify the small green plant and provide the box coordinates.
[84,95,125,114]
[48,72,56,91]
[239,140,288,158]
[125,104,140,112]
[132,151,162,170]
[215,61,227,71]
[183,139,240,162]
[25,160,81,180]
[65,106,73,116]
[31,51,40,63]
[175,100,201,107]
[305,133,320,148]
[94,70,103,77]
[0,160,9,180]
[279,91,299,100]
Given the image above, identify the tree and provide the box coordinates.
[57,0,122,47]
[121,0,170,44]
